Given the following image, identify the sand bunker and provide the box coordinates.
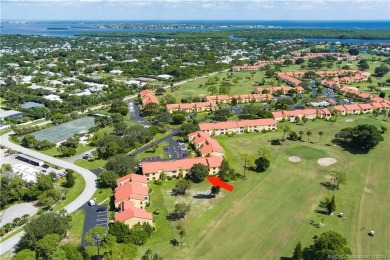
[288,156,302,163]
[318,157,337,166]
[345,119,355,122]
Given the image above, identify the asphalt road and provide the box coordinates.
[0,132,97,255]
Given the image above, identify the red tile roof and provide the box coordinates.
[343,104,361,111]
[358,103,373,109]
[333,105,347,111]
[116,173,148,184]
[272,111,283,118]
[141,157,222,175]
[114,207,153,222]
[115,182,149,203]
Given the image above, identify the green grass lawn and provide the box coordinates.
[74,158,107,170]
[53,172,86,211]
[91,185,113,204]
[64,210,86,245]
[39,144,94,158]
[141,115,390,259]
[136,141,169,161]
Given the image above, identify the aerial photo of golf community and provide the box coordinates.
[0,9,390,260]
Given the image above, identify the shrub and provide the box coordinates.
[271,139,282,145]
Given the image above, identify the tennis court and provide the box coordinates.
[33,116,95,143]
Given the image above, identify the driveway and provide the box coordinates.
[0,132,97,254]
[64,148,96,163]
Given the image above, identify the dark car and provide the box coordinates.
[96,207,107,212]
[42,164,49,169]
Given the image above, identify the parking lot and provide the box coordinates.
[128,101,148,124]
[80,203,109,246]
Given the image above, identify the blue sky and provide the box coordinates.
[1,0,390,20]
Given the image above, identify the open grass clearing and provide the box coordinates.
[63,210,86,245]
[74,158,106,170]
[136,141,169,161]
[142,115,390,259]
[39,144,94,158]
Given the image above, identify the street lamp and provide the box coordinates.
[94,234,102,260]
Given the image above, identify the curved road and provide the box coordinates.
[0,132,97,255]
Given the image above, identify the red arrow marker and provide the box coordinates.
[206,176,234,192]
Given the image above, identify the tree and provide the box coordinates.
[210,186,221,197]
[303,231,351,259]
[20,210,70,248]
[207,86,218,95]
[188,163,208,183]
[348,48,359,55]
[172,179,191,196]
[21,134,37,148]
[65,169,75,187]
[330,171,347,189]
[172,113,186,124]
[114,122,128,135]
[336,124,384,151]
[240,153,255,178]
[35,234,60,259]
[143,103,160,116]
[155,87,166,95]
[292,241,303,260]
[307,130,312,142]
[302,117,309,126]
[318,131,324,143]
[298,130,304,140]
[36,173,54,191]
[327,195,336,215]
[214,108,231,121]
[254,157,271,172]
[282,125,291,139]
[128,223,151,245]
[169,203,191,220]
[142,249,163,260]
[374,65,389,77]
[12,249,36,260]
[108,222,131,243]
[106,154,138,177]
[99,170,119,188]
[289,130,299,141]
[109,243,138,260]
[257,147,271,161]
[38,188,61,208]
[84,225,107,246]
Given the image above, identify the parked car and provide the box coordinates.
[96,207,107,212]
[42,164,49,169]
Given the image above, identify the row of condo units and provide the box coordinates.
[114,173,153,228]
[188,131,224,158]
[321,73,370,87]
[289,52,358,61]
[165,101,217,114]
[140,156,223,181]
[199,118,277,136]
[256,86,305,95]
[271,100,390,122]
[277,72,302,87]
[231,53,357,72]
[231,60,284,72]
[272,109,332,122]
[205,93,273,104]
[140,89,159,108]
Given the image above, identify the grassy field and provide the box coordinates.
[39,144,94,158]
[74,158,106,170]
[141,115,390,259]
[53,172,86,211]
[136,141,169,161]
[64,210,86,245]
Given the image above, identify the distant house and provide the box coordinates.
[28,85,57,93]
[43,94,62,102]
[21,102,45,109]
[156,74,173,80]
[0,110,24,120]
[109,70,124,75]
[199,119,277,136]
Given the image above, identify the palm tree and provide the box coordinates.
[307,131,312,142]
[282,125,291,139]
[298,130,304,141]
[319,131,324,143]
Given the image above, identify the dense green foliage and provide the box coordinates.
[188,163,209,183]
[335,124,384,151]
[302,231,352,259]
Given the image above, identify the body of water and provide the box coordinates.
[1,20,389,42]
